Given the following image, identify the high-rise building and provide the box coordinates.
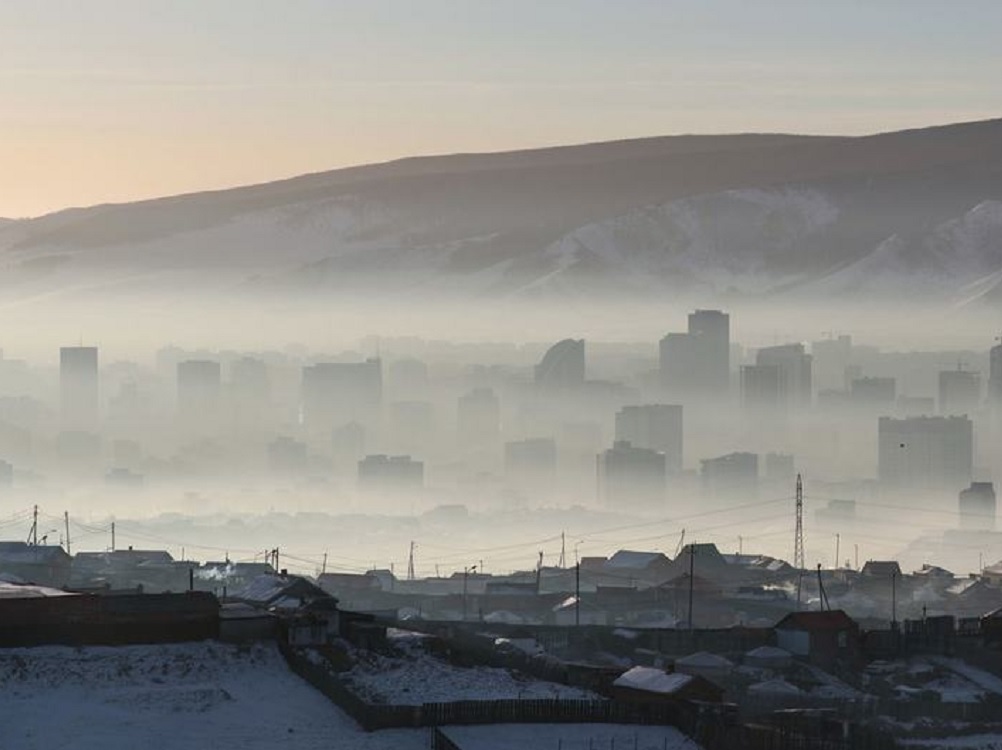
[688,309,730,394]
[614,404,683,473]
[897,395,936,417]
[740,364,781,410]
[230,357,270,401]
[535,339,585,388]
[990,342,1002,406]
[850,377,896,407]
[878,416,973,491]
[939,369,981,415]
[811,335,853,393]
[268,436,308,475]
[177,360,222,425]
[700,452,759,497]
[457,387,500,446]
[504,437,557,490]
[597,440,667,509]
[358,454,423,492]
[302,359,382,429]
[659,310,730,398]
[755,344,812,408]
[959,481,996,531]
[60,346,99,432]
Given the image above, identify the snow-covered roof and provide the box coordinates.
[553,595,578,611]
[749,678,801,695]
[746,645,792,660]
[947,578,979,596]
[613,666,693,694]
[0,542,69,564]
[483,610,525,625]
[606,550,668,569]
[675,651,734,669]
[0,581,75,599]
[229,574,331,608]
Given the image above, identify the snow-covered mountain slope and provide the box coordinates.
[513,188,839,297]
[2,118,1002,310]
[786,200,1002,306]
[0,641,425,750]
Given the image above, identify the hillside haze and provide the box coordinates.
[2,118,1002,351]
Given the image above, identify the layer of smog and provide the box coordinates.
[0,307,999,585]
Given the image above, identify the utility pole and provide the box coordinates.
[559,532,566,569]
[891,570,898,630]
[687,542,695,632]
[816,563,830,611]
[407,541,415,581]
[794,474,804,570]
[575,562,581,627]
[321,552,328,576]
[64,511,71,555]
[854,544,859,571]
[28,505,38,546]
[462,565,476,622]
[835,533,840,570]
[111,521,115,552]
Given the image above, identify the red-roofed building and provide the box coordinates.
[774,610,860,671]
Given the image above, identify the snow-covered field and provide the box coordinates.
[441,723,698,750]
[0,640,425,750]
[344,630,599,705]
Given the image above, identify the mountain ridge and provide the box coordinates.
[2,117,1002,310]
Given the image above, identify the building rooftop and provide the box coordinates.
[613,666,693,695]
[775,610,857,632]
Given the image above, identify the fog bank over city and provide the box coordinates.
[0,308,999,581]
[2,118,1002,601]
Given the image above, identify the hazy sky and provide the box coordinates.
[2,1,1001,218]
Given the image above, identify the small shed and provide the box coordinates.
[612,665,724,704]
[774,610,859,671]
[219,602,278,642]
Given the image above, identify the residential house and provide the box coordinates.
[774,610,860,672]
[0,542,71,588]
[230,573,339,645]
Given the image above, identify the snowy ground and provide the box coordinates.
[868,656,1002,705]
[0,640,426,750]
[929,657,1002,697]
[902,736,1002,749]
[344,629,599,705]
[441,723,698,750]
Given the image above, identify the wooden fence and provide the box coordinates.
[278,642,693,732]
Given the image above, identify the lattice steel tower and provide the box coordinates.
[794,473,805,569]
